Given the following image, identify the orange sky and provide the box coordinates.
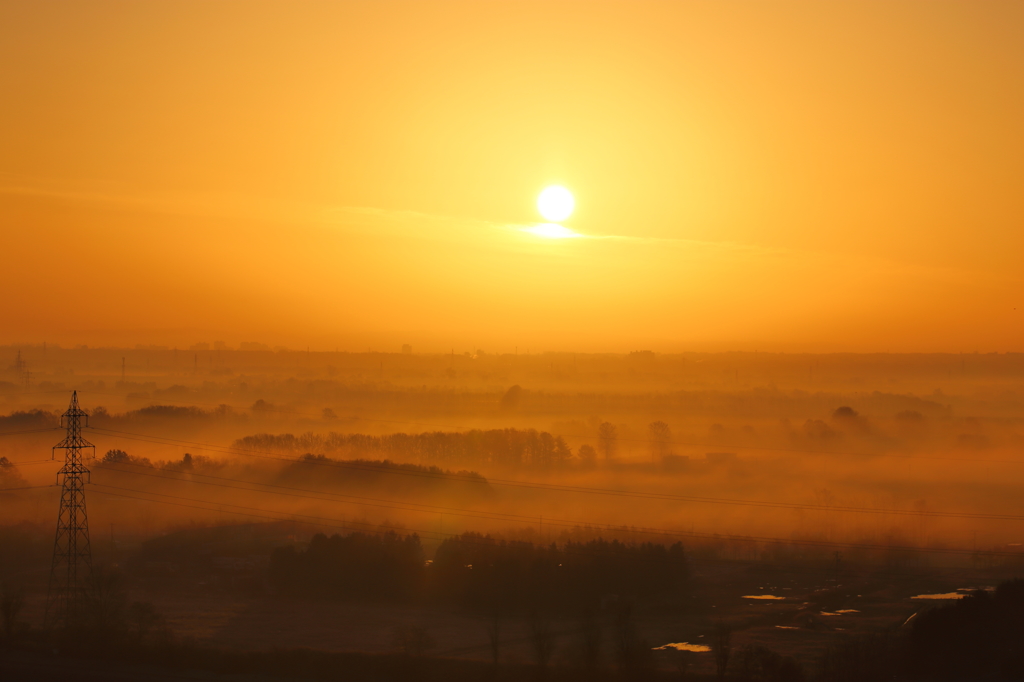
[1,1,1022,352]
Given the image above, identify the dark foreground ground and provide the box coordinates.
[0,645,698,682]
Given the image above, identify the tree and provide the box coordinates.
[735,644,804,682]
[669,648,695,681]
[393,625,434,656]
[714,624,732,681]
[598,422,618,461]
[579,607,602,674]
[902,580,1024,681]
[0,457,26,488]
[648,421,672,462]
[127,601,164,642]
[613,604,653,680]
[817,631,898,682]
[500,385,523,411]
[486,614,501,667]
[578,444,597,468]
[832,406,858,419]
[102,449,131,463]
[82,565,129,636]
[553,436,572,467]
[529,610,555,671]
[1,582,25,639]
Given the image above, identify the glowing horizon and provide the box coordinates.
[1,1,1022,353]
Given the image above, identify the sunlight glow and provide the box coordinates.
[652,643,711,653]
[523,223,582,239]
[537,186,575,222]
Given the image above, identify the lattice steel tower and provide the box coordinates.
[45,391,95,628]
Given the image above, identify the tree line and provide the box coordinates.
[270,531,690,612]
[817,578,1024,682]
[237,428,596,469]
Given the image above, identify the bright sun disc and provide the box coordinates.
[537,186,575,222]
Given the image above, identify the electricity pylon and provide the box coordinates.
[45,391,95,628]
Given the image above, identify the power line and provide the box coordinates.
[5,460,69,467]
[0,427,61,438]
[0,484,53,493]
[87,425,1024,522]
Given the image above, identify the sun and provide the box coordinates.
[537,185,575,222]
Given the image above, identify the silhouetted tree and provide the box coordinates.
[1,581,25,639]
[579,607,602,674]
[832,406,858,419]
[431,534,689,612]
[101,448,154,467]
[735,644,804,682]
[486,614,501,667]
[102,449,131,463]
[529,610,555,672]
[77,566,129,640]
[500,385,523,411]
[714,624,732,681]
[393,625,434,656]
[613,604,654,680]
[648,421,672,462]
[0,457,26,488]
[578,444,597,469]
[553,436,572,467]
[127,601,164,642]
[817,630,899,682]
[903,579,1024,681]
[598,422,618,461]
[668,648,695,681]
[237,427,589,471]
[270,531,424,600]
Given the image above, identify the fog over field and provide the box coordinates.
[4,346,1024,551]
[4,1,1024,679]
[2,346,1024,679]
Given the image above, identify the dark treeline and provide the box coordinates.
[0,409,55,429]
[291,453,489,483]
[432,533,690,611]
[905,579,1024,681]
[237,428,578,469]
[100,448,489,488]
[0,457,27,488]
[818,578,1024,682]
[270,532,425,601]
[2,565,595,682]
[270,532,690,612]
[101,448,223,473]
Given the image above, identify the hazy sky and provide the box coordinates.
[2,1,1022,352]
